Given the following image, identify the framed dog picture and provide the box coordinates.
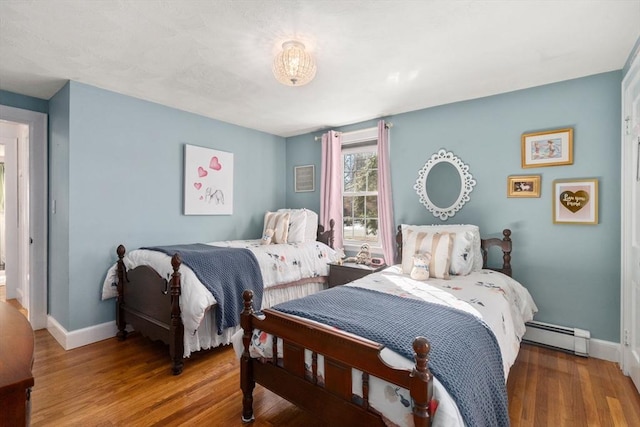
[507,175,541,198]
[552,178,598,225]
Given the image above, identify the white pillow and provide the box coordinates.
[263,211,290,244]
[303,209,319,242]
[401,224,480,275]
[277,209,307,243]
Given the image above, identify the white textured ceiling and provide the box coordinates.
[1,1,639,137]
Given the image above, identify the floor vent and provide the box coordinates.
[523,321,590,357]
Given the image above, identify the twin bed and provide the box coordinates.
[237,225,537,427]
[102,209,337,374]
[103,218,537,426]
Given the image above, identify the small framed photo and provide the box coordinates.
[521,128,573,168]
[294,165,315,192]
[507,175,541,198]
[553,178,598,225]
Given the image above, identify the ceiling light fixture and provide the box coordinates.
[273,40,317,86]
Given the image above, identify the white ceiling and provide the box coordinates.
[1,1,638,137]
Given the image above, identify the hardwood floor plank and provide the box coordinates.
[27,332,640,426]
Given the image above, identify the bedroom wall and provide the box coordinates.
[285,71,622,343]
[0,89,48,114]
[45,81,286,331]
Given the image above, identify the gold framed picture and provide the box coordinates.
[552,178,598,225]
[521,128,573,168]
[507,175,541,198]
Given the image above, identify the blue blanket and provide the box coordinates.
[272,286,508,427]
[143,244,263,334]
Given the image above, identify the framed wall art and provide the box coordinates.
[184,144,234,215]
[552,178,598,225]
[521,128,573,168]
[507,175,541,198]
[294,165,315,192]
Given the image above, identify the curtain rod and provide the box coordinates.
[314,122,393,141]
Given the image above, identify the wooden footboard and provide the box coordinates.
[240,290,437,426]
[114,220,336,375]
[115,245,185,375]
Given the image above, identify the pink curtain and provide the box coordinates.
[320,130,343,249]
[377,120,395,265]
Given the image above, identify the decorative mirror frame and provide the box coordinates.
[414,149,476,220]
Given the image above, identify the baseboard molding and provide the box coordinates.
[44,315,623,366]
[589,338,620,363]
[47,316,118,350]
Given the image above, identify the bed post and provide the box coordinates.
[410,337,436,427]
[116,245,128,341]
[240,290,256,423]
[316,218,336,249]
[169,254,184,375]
[395,225,403,264]
[501,229,512,277]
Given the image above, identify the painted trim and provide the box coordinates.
[590,338,621,364]
[47,315,119,350]
[0,105,48,330]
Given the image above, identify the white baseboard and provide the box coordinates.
[589,338,620,364]
[47,315,119,350]
[44,315,623,367]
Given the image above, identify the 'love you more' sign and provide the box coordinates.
[553,179,598,225]
[559,190,589,213]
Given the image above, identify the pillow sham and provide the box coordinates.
[277,209,307,243]
[401,224,481,274]
[263,211,290,244]
[401,229,454,279]
[303,209,319,242]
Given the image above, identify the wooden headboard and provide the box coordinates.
[317,219,336,249]
[395,226,513,277]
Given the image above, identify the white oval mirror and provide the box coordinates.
[414,149,476,220]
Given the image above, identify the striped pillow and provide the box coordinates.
[263,211,290,244]
[401,229,455,279]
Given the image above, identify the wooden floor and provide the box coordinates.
[28,330,640,426]
[0,283,28,316]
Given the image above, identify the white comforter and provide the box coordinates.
[102,240,338,339]
[236,265,537,427]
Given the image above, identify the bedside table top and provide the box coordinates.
[329,262,386,272]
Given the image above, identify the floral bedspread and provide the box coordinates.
[242,265,537,427]
[102,240,338,336]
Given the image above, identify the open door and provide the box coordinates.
[622,50,640,394]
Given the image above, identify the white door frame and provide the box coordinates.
[0,105,48,330]
[621,50,640,393]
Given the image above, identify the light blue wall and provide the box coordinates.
[48,83,71,324]
[47,81,286,331]
[286,71,622,342]
[0,90,48,114]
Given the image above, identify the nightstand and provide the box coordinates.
[328,262,386,288]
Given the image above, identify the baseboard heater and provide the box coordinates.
[522,321,590,357]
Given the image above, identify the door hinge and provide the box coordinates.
[625,116,631,135]
[624,329,630,346]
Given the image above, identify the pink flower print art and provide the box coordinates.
[184,144,234,215]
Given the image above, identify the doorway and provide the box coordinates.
[0,105,47,329]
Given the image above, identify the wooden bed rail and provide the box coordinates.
[240,290,436,426]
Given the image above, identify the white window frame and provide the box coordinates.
[341,127,381,254]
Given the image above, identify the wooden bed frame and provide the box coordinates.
[115,220,335,375]
[240,228,513,426]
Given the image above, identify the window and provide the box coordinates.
[341,131,379,248]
